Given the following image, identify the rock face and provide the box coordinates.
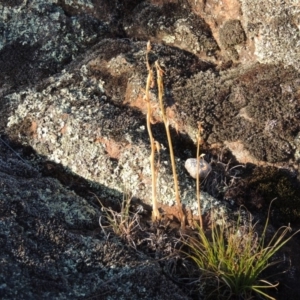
[1,0,300,299]
[0,137,190,300]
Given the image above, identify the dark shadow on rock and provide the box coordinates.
[0,134,126,210]
[0,134,191,300]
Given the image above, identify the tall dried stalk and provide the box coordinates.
[155,61,185,229]
[196,123,203,229]
[145,42,161,221]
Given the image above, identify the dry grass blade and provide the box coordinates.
[96,195,142,249]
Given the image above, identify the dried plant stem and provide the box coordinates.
[155,61,185,229]
[146,42,160,221]
[196,123,203,229]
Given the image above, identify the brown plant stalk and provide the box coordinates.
[155,61,185,229]
[196,122,203,229]
[145,42,161,221]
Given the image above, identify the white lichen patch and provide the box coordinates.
[162,34,176,44]
[174,19,201,54]
[107,55,133,76]
[160,19,203,54]
[294,132,300,162]
[0,0,101,66]
[240,0,300,69]
[182,188,225,220]
[64,0,93,10]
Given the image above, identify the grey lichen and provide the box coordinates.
[0,0,108,87]
[240,0,300,69]
[182,188,227,221]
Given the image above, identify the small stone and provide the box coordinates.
[184,156,212,179]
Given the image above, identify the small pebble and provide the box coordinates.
[185,156,212,179]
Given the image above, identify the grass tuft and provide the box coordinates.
[182,200,300,299]
[97,194,142,249]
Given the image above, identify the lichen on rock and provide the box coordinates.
[240,0,300,68]
[219,20,246,48]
